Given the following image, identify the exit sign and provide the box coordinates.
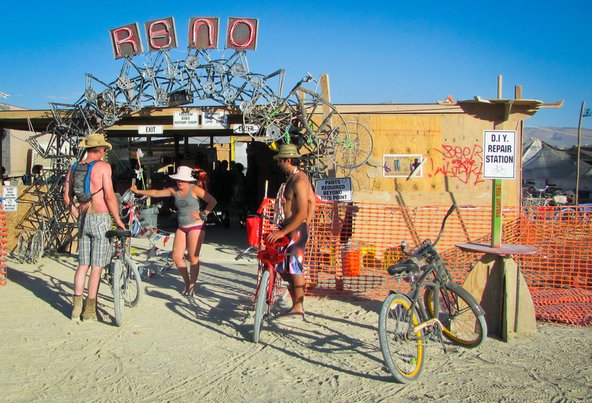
[138,125,164,135]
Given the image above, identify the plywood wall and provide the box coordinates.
[332,109,521,207]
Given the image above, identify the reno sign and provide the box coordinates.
[109,17,259,59]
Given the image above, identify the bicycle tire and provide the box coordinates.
[123,256,142,307]
[113,260,125,327]
[253,270,270,343]
[16,231,30,263]
[327,121,374,169]
[29,230,44,263]
[424,282,487,348]
[378,293,425,383]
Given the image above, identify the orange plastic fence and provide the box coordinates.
[0,204,7,285]
[259,199,592,326]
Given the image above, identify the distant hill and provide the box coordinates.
[524,127,592,148]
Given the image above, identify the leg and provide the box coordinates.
[280,272,305,314]
[82,266,104,321]
[186,228,206,295]
[72,265,87,321]
[172,229,190,293]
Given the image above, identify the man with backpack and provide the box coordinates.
[63,133,125,322]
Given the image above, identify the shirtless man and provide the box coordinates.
[267,144,316,318]
[63,133,125,322]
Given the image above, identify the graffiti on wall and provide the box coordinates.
[429,143,484,185]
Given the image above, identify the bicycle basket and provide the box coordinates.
[246,214,263,248]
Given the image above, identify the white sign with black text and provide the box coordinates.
[314,177,353,202]
[173,112,199,128]
[2,186,18,212]
[483,130,516,179]
[138,125,164,135]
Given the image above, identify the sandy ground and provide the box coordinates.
[1,226,591,402]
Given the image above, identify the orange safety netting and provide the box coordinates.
[0,204,7,285]
[259,199,592,326]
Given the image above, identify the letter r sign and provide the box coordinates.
[110,23,144,59]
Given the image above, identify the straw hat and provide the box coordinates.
[169,166,196,182]
[78,133,112,150]
[273,144,301,160]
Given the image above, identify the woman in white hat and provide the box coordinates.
[131,165,217,297]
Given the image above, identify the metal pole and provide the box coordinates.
[575,101,585,206]
[491,75,503,248]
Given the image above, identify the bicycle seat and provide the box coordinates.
[106,229,132,239]
[387,258,421,276]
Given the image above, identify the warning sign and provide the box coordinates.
[314,177,352,202]
[483,130,516,179]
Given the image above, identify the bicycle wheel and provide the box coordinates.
[424,282,487,348]
[28,229,44,263]
[112,260,125,327]
[253,270,270,343]
[16,230,30,263]
[327,121,374,169]
[378,293,425,383]
[123,256,142,307]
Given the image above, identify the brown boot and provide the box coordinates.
[82,298,98,322]
[71,295,83,321]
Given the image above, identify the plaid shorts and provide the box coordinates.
[78,212,113,268]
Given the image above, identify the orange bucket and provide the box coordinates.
[342,247,361,276]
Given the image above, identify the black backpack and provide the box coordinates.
[71,161,99,203]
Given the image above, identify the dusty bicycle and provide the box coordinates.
[234,204,290,343]
[378,204,487,383]
[105,229,142,327]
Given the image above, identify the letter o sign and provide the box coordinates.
[226,18,258,50]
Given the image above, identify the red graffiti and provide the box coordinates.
[429,144,484,185]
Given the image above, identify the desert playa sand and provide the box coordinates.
[1,227,591,402]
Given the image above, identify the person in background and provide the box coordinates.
[63,133,125,322]
[130,166,216,297]
[267,144,316,319]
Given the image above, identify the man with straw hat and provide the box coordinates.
[64,133,125,323]
[267,144,316,320]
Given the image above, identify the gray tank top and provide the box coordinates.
[174,185,203,227]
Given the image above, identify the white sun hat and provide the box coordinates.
[169,165,196,182]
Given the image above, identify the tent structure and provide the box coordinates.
[522,138,592,192]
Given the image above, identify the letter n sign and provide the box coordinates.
[226,18,258,50]
[145,17,178,51]
[110,23,144,59]
[188,17,219,50]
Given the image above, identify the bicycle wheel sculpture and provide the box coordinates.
[21,47,375,255]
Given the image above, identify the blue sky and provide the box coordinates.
[1,1,591,129]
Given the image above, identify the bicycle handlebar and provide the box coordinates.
[400,203,457,257]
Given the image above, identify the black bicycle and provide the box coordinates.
[105,229,142,326]
[378,204,487,383]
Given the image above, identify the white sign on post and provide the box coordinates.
[173,112,199,128]
[314,177,353,202]
[483,130,516,179]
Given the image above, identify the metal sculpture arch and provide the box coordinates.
[17,48,373,257]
